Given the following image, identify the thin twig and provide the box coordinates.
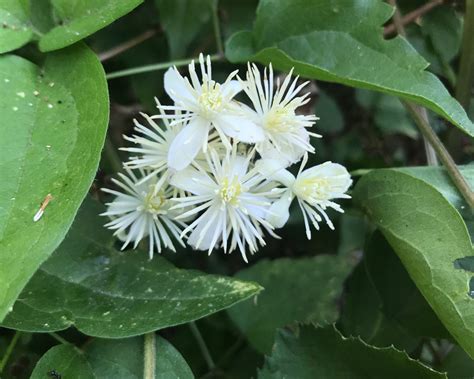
[106,54,223,80]
[384,0,444,37]
[144,332,156,379]
[189,321,216,371]
[387,0,439,166]
[455,0,474,109]
[406,102,474,209]
[0,332,21,374]
[99,29,158,62]
[103,136,123,173]
[49,332,70,345]
[211,0,224,56]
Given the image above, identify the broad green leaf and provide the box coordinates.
[86,336,194,379]
[339,231,449,352]
[227,256,350,353]
[338,252,419,352]
[259,325,446,379]
[38,0,144,52]
[0,0,34,53]
[30,345,94,379]
[421,5,462,64]
[365,231,449,340]
[0,44,108,322]
[155,0,213,59]
[438,345,474,379]
[1,198,262,338]
[354,170,474,358]
[225,0,474,137]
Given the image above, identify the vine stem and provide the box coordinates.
[103,136,123,173]
[405,102,474,209]
[49,332,70,345]
[0,332,21,374]
[455,0,474,109]
[106,54,223,80]
[211,0,224,56]
[383,0,444,36]
[189,321,215,371]
[99,29,158,62]
[144,332,156,379]
[387,0,439,165]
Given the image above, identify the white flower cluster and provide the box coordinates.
[102,54,352,262]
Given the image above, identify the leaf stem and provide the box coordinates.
[455,0,474,109]
[106,54,223,80]
[387,0,439,166]
[211,0,224,56]
[405,102,474,209]
[99,29,158,62]
[189,321,215,371]
[103,136,124,173]
[49,332,69,345]
[144,332,156,379]
[0,332,21,374]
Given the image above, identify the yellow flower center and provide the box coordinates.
[199,81,223,116]
[143,188,166,214]
[294,177,331,202]
[263,106,293,133]
[219,176,242,205]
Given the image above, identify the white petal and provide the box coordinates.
[216,113,265,143]
[255,159,295,187]
[187,205,223,251]
[170,168,215,195]
[221,80,242,98]
[164,67,195,104]
[266,190,293,228]
[167,117,210,171]
[300,162,352,194]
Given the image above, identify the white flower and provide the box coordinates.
[169,146,281,262]
[121,104,180,186]
[160,54,265,171]
[101,169,186,258]
[258,155,352,239]
[240,64,321,166]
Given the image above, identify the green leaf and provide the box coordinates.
[353,169,474,358]
[2,198,262,338]
[339,231,449,352]
[30,344,94,379]
[0,0,34,53]
[155,0,213,59]
[338,252,420,352]
[421,5,462,64]
[38,0,144,52]
[438,345,474,379]
[225,0,474,137]
[86,336,194,379]
[259,325,446,378]
[227,256,350,353]
[0,44,108,322]
[365,231,449,340]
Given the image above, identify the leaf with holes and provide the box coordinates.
[0,44,108,322]
[225,0,474,137]
[1,198,262,337]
